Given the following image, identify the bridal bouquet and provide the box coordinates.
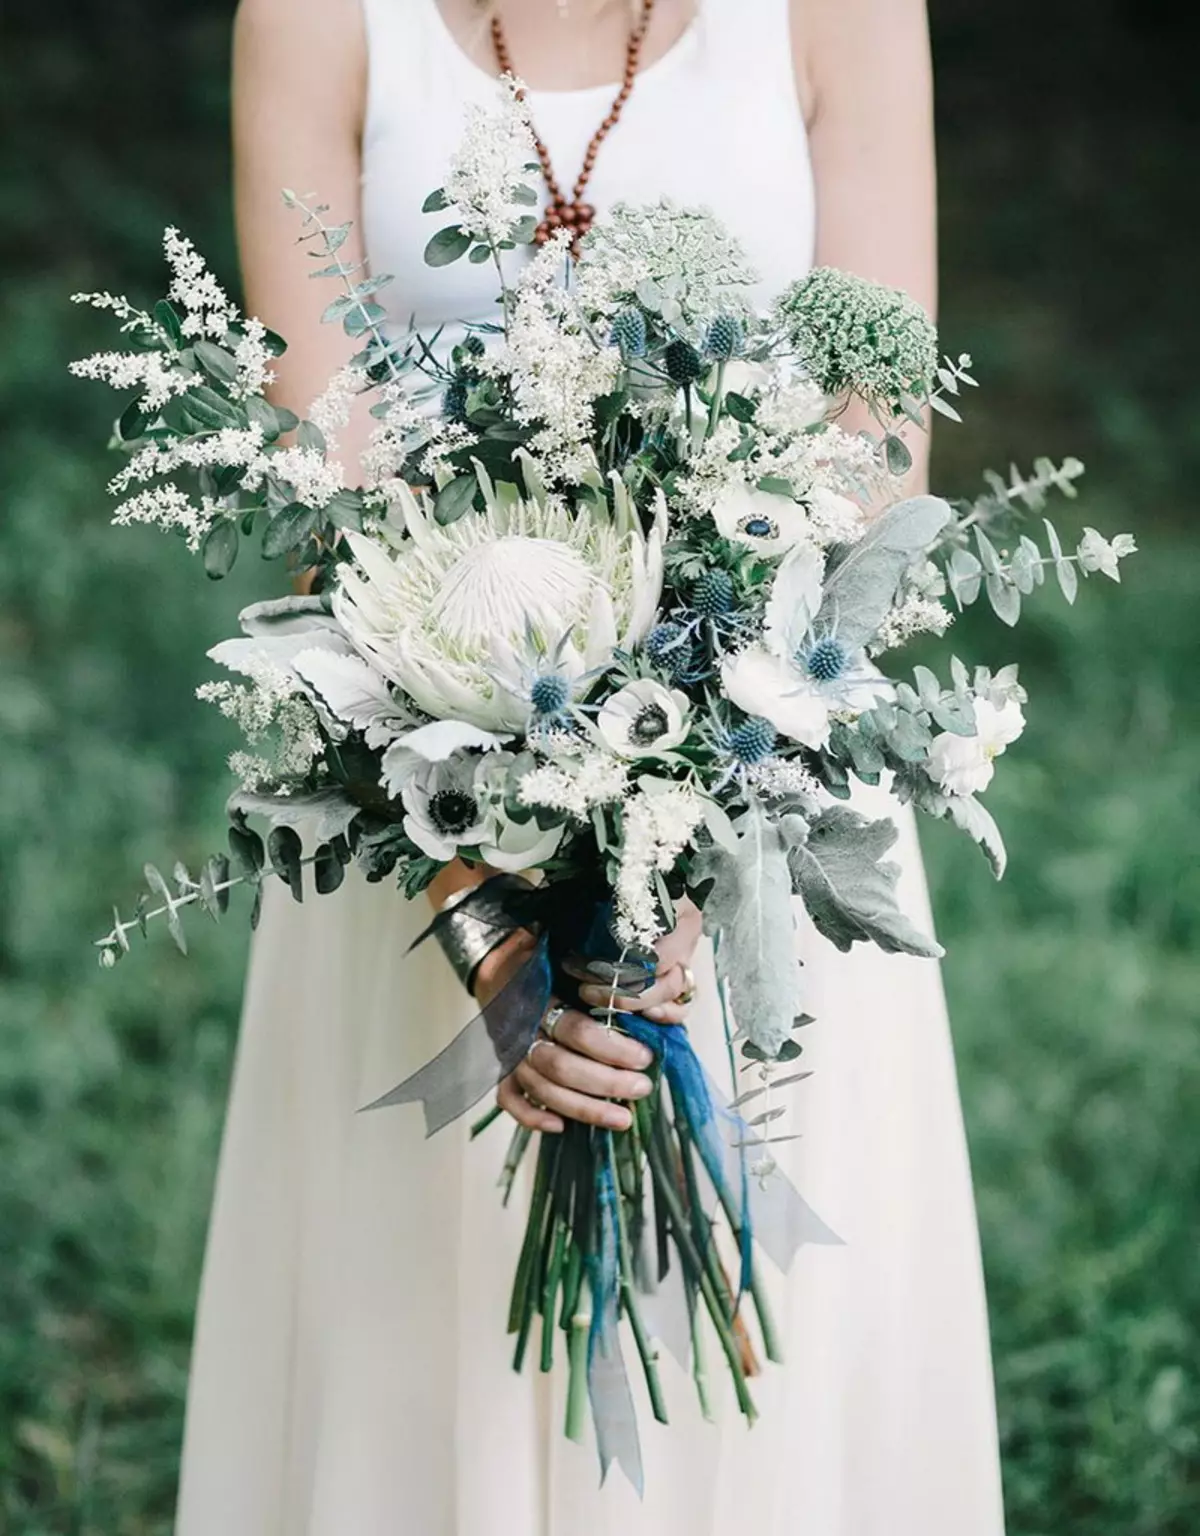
[76,79,1134,1488]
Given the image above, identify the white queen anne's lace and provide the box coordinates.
[443,75,539,247]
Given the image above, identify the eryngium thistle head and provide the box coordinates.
[728,715,777,763]
[610,306,648,357]
[530,672,571,717]
[703,314,744,361]
[463,334,486,359]
[804,635,850,682]
[691,569,736,617]
[776,267,938,411]
[644,621,693,680]
[664,338,706,386]
[442,377,469,423]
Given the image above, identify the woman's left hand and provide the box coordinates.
[576,895,703,1025]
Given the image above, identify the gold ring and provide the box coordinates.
[677,963,697,1007]
[541,1003,568,1041]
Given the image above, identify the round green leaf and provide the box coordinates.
[202,519,239,579]
[424,225,472,267]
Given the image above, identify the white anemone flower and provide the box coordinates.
[926,697,1025,797]
[721,543,889,749]
[333,481,666,733]
[712,484,813,554]
[596,679,691,758]
[401,756,491,861]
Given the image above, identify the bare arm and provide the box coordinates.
[232,0,375,468]
[793,0,937,484]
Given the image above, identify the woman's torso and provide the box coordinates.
[359,0,815,333]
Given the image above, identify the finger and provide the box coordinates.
[641,1002,688,1025]
[528,1038,652,1102]
[549,1009,656,1070]
[497,1073,563,1135]
[579,962,685,1014]
[515,1058,633,1131]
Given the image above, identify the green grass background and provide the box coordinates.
[1,1,1196,1530]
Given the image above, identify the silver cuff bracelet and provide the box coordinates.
[434,881,523,995]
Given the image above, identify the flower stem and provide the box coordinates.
[635,1101,758,1423]
[705,360,726,440]
[540,1219,570,1373]
[604,1132,669,1425]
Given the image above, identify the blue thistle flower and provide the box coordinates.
[644,622,693,681]
[664,338,705,386]
[691,570,736,618]
[728,715,777,764]
[803,635,850,683]
[609,307,648,357]
[442,377,469,424]
[463,334,486,359]
[530,673,572,718]
[703,314,744,361]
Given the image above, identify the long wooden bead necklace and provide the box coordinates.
[490,0,656,257]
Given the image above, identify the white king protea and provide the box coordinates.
[333,478,666,733]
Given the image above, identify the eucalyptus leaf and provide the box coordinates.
[262,502,319,559]
[884,433,913,476]
[424,225,472,267]
[817,495,952,651]
[268,825,304,903]
[314,842,346,895]
[985,571,1022,626]
[434,474,478,525]
[947,546,982,607]
[201,519,239,580]
[787,805,943,958]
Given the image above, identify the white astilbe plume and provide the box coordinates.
[615,782,705,947]
[443,74,539,247]
[482,230,621,482]
[163,226,239,340]
[110,485,221,552]
[69,348,191,413]
[872,593,953,652]
[197,658,323,791]
[232,316,277,400]
[518,756,630,822]
[308,364,366,449]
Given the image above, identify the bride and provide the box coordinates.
[176,1,1007,1531]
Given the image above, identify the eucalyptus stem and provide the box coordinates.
[97,853,321,962]
[286,191,403,385]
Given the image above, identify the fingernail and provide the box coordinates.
[633,1045,654,1067]
[608,1108,632,1130]
[628,1077,652,1098]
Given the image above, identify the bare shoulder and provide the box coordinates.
[790,0,931,122]
[233,0,366,121]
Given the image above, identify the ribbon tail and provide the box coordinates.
[360,938,552,1135]
[587,1148,644,1497]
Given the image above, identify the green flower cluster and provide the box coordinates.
[776,266,938,413]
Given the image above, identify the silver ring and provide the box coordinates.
[527,1036,551,1060]
[541,1003,568,1041]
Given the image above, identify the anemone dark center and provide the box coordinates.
[428,789,478,835]
[740,516,777,540]
[629,704,671,745]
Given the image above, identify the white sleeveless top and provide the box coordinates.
[360,0,815,339]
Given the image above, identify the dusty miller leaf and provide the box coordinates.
[818,495,952,651]
[697,801,804,1059]
[787,805,944,958]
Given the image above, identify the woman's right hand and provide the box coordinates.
[475,932,656,1135]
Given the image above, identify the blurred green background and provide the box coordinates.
[1,1,1196,1531]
